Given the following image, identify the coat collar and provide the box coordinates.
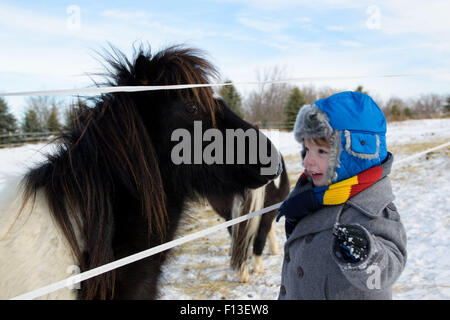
[346,176,394,218]
[347,152,395,217]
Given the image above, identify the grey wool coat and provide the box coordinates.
[278,154,407,300]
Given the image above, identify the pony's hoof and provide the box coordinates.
[238,267,250,283]
[254,256,264,274]
[270,246,279,255]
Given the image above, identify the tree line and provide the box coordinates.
[218,67,450,130]
[1,71,449,144]
[1,96,67,134]
[0,96,84,146]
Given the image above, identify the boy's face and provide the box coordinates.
[303,138,330,187]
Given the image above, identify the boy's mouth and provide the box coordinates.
[309,171,324,180]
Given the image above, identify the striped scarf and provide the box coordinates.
[309,165,383,205]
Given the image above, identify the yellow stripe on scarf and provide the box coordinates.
[323,175,358,205]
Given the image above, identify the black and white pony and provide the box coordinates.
[207,156,289,282]
[0,45,282,299]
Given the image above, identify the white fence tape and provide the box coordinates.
[392,141,450,168]
[10,140,450,300]
[1,71,450,97]
[11,202,282,300]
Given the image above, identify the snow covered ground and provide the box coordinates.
[0,118,449,300]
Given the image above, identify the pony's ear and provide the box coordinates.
[134,55,153,85]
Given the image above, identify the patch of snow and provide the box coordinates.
[0,118,448,300]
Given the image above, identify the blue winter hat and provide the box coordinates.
[293,91,387,184]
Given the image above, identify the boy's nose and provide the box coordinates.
[304,153,316,167]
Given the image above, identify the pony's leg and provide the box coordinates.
[238,263,250,283]
[253,225,276,275]
[253,210,277,256]
[268,221,279,255]
[253,223,278,275]
[251,210,278,275]
[254,255,263,274]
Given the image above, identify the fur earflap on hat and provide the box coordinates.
[294,91,388,185]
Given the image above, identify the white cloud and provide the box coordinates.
[327,25,346,32]
[0,4,132,44]
[0,4,71,37]
[236,16,288,33]
[101,9,152,21]
[380,0,450,36]
[338,40,363,48]
[295,17,312,23]
[0,4,205,78]
[216,42,449,102]
[1,0,449,116]
[209,0,362,11]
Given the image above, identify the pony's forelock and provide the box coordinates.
[98,44,221,126]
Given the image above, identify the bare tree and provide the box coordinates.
[25,96,50,127]
[298,84,318,105]
[285,84,339,106]
[24,96,66,130]
[384,96,407,111]
[244,66,293,127]
[412,94,443,117]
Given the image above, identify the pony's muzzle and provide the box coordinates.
[259,144,283,178]
[275,151,283,177]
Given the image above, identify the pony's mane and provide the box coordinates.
[21,45,219,299]
[99,44,221,125]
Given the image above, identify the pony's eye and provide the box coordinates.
[185,104,198,114]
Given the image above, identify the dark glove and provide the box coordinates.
[276,189,322,238]
[333,224,370,263]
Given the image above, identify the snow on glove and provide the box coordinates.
[333,224,370,263]
[276,189,322,238]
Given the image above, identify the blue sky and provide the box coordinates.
[1,0,449,119]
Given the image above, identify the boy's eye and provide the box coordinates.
[318,149,328,154]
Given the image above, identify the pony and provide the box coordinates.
[207,156,289,282]
[0,44,282,299]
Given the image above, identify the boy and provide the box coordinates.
[277,91,407,299]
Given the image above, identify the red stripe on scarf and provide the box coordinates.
[349,165,383,197]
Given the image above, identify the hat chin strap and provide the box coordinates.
[324,130,342,185]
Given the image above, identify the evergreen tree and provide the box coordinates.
[355,85,368,95]
[403,107,412,118]
[284,87,306,131]
[219,80,244,118]
[47,105,62,132]
[444,96,450,114]
[64,98,86,130]
[0,97,18,133]
[390,104,401,120]
[22,109,44,133]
